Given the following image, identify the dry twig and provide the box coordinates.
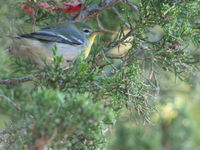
[96,14,117,33]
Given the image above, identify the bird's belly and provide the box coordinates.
[53,43,84,61]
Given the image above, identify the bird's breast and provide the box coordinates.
[50,43,86,61]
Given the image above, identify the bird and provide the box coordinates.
[7,22,102,67]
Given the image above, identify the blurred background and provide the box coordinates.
[106,74,200,150]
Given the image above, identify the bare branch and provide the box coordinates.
[123,0,139,14]
[96,14,117,33]
[111,7,130,28]
[0,75,40,84]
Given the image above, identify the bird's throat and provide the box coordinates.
[85,34,97,58]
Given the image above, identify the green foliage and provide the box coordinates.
[0,0,199,149]
[5,88,113,149]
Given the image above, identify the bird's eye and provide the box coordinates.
[83,28,91,34]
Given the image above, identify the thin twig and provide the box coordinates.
[0,94,21,111]
[96,14,117,33]
[163,3,176,16]
[123,0,139,14]
[111,7,130,28]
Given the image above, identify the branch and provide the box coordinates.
[111,7,130,28]
[105,54,127,59]
[0,75,40,84]
[123,0,139,14]
[30,128,57,150]
[163,3,176,16]
[96,14,117,33]
[66,0,121,22]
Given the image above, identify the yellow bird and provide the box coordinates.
[8,22,102,67]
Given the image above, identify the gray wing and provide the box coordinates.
[20,26,84,45]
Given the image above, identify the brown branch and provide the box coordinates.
[0,75,40,84]
[111,7,130,28]
[30,128,57,150]
[96,14,117,33]
[46,128,57,145]
[66,0,121,22]
[105,54,127,59]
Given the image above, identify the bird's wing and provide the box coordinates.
[20,26,84,45]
